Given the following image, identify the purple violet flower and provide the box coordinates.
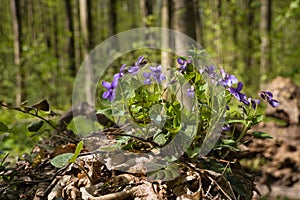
[143,72,152,85]
[187,86,195,98]
[143,65,166,84]
[248,98,261,109]
[220,68,238,87]
[199,65,220,85]
[102,76,119,102]
[259,91,279,108]
[177,58,191,73]
[128,56,147,75]
[114,64,126,79]
[222,124,230,131]
[229,82,249,105]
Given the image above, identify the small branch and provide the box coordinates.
[106,127,162,148]
[1,102,60,132]
[81,187,132,200]
[57,102,116,130]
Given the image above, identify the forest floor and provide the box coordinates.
[249,122,300,200]
[1,116,300,199]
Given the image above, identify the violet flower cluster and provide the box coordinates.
[102,56,167,102]
[102,56,147,102]
[103,56,280,111]
[143,65,166,85]
[195,64,279,109]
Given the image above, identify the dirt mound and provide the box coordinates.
[264,76,300,125]
[247,77,300,199]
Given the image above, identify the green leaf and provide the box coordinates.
[69,141,83,163]
[50,153,74,168]
[97,108,112,116]
[185,147,201,158]
[227,119,246,125]
[251,115,264,126]
[0,122,8,132]
[222,139,236,146]
[27,120,44,132]
[252,131,273,139]
[147,163,181,181]
[153,133,167,145]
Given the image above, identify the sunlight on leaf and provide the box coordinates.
[69,141,83,163]
[50,153,74,168]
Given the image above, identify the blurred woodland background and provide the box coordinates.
[0,0,300,155]
[1,0,299,109]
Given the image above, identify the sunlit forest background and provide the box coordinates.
[0,0,300,155]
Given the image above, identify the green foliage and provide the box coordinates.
[50,153,74,168]
[252,131,272,139]
[0,100,56,157]
[147,163,181,181]
[27,120,44,132]
[99,52,278,186]
[50,141,83,168]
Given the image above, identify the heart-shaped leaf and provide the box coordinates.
[27,120,44,132]
[147,163,181,181]
[50,153,74,168]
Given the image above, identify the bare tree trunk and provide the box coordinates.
[87,0,95,48]
[173,0,196,110]
[65,0,76,76]
[260,0,272,86]
[161,0,172,69]
[230,1,238,68]
[109,0,117,36]
[173,0,196,54]
[79,0,92,105]
[194,0,204,46]
[10,0,24,105]
[108,0,119,50]
[173,0,196,40]
[140,0,153,27]
[244,0,254,72]
[212,0,222,65]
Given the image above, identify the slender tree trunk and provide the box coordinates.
[230,1,238,68]
[108,0,119,50]
[140,0,153,27]
[87,0,95,49]
[140,0,154,42]
[244,0,254,71]
[260,0,271,85]
[173,0,196,110]
[73,0,81,69]
[212,0,222,65]
[65,0,76,76]
[28,0,36,40]
[109,0,117,36]
[173,0,196,55]
[194,0,204,46]
[10,0,25,105]
[128,0,138,28]
[53,6,60,66]
[161,0,172,68]
[79,0,93,105]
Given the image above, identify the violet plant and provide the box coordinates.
[100,54,279,160]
